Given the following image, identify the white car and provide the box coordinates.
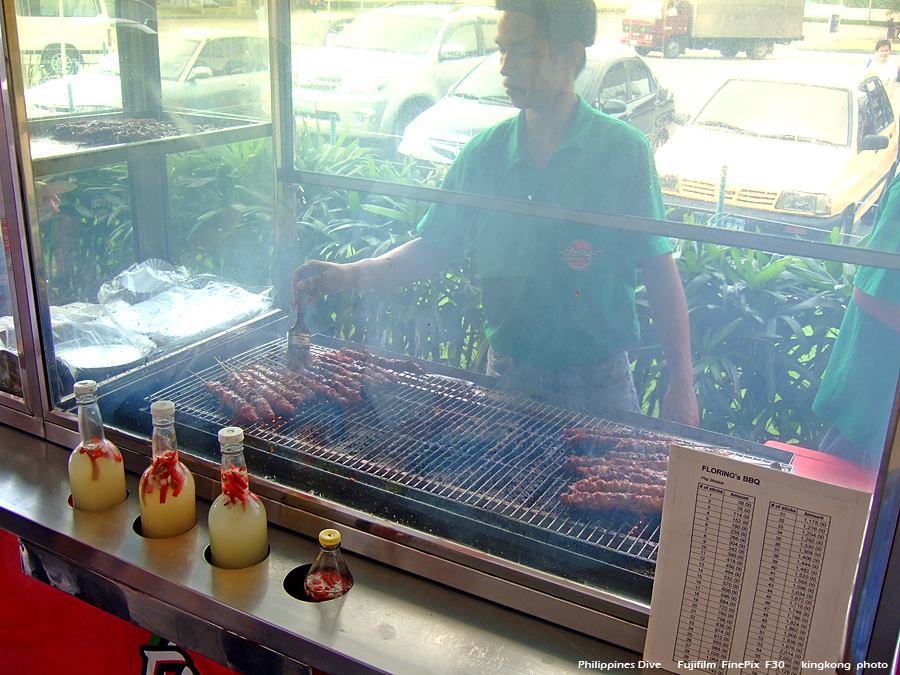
[655,63,898,239]
[292,4,498,147]
[25,30,269,119]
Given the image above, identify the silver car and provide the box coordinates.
[25,30,269,119]
[291,5,498,145]
[400,45,677,164]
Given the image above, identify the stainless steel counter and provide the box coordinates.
[0,423,650,675]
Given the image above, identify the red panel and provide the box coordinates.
[0,528,240,675]
[764,441,877,493]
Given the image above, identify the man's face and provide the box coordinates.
[878,44,891,61]
[496,11,570,110]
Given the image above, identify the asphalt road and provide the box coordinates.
[595,15,880,117]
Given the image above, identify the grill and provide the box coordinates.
[148,337,791,595]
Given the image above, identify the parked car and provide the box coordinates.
[255,8,354,51]
[14,0,116,77]
[399,45,677,164]
[654,63,898,239]
[291,4,499,147]
[25,30,269,119]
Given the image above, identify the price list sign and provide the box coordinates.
[645,446,871,675]
[675,485,755,674]
[741,505,829,675]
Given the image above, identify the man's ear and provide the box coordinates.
[564,41,586,73]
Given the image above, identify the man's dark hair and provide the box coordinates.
[876,39,892,51]
[496,0,597,74]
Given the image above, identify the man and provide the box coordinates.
[813,172,900,470]
[294,0,699,426]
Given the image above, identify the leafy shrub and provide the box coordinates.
[633,239,852,447]
[295,129,486,370]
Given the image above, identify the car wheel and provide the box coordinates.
[650,121,670,150]
[719,42,739,59]
[388,100,431,161]
[635,47,651,56]
[746,40,768,60]
[41,45,81,78]
[663,36,683,59]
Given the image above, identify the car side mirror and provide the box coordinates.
[187,66,214,82]
[599,99,627,115]
[440,43,466,61]
[859,134,889,152]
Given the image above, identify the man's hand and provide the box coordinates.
[292,260,358,305]
[662,381,700,427]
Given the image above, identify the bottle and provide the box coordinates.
[139,400,196,538]
[304,528,354,601]
[67,380,127,511]
[208,427,268,569]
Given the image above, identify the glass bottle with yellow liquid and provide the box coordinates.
[68,380,127,511]
[139,400,196,538]
[208,427,268,569]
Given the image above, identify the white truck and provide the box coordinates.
[621,0,805,59]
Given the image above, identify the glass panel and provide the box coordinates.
[282,3,900,611]
[0,189,25,399]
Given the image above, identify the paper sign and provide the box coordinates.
[644,445,872,675]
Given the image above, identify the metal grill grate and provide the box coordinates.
[151,339,781,570]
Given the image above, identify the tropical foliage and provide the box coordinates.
[41,128,854,447]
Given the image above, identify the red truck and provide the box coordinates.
[621,0,805,59]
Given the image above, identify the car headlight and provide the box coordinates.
[340,77,390,96]
[775,191,831,216]
[658,173,679,192]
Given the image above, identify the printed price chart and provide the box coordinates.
[740,504,830,675]
[674,485,755,675]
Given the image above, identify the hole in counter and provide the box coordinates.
[132,516,198,538]
[203,545,270,569]
[68,490,130,509]
[284,564,320,603]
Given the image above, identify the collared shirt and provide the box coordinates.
[813,173,900,452]
[417,96,673,369]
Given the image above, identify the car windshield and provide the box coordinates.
[330,14,443,55]
[452,52,596,103]
[626,0,663,17]
[159,36,202,80]
[87,37,200,80]
[293,16,340,47]
[694,79,851,146]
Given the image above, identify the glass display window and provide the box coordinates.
[0,0,898,662]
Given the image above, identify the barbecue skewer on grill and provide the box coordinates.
[189,370,260,426]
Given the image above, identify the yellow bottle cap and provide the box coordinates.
[319,528,341,546]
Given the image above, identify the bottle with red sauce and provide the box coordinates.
[67,380,126,511]
[207,426,268,569]
[304,528,354,601]
[138,400,196,538]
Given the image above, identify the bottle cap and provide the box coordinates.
[150,400,176,418]
[319,528,341,547]
[218,426,244,446]
[73,380,98,396]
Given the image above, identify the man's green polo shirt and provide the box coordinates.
[416,96,673,370]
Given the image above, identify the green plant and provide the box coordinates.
[633,238,853,446]
[295,127,486,370]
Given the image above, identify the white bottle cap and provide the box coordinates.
[218,426,244,445]
[73,380,98,395]
[150,400,176,418]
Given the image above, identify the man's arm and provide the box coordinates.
[293,237,452,301]
[641,252,699,427]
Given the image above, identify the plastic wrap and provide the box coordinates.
[100,261,274,350]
